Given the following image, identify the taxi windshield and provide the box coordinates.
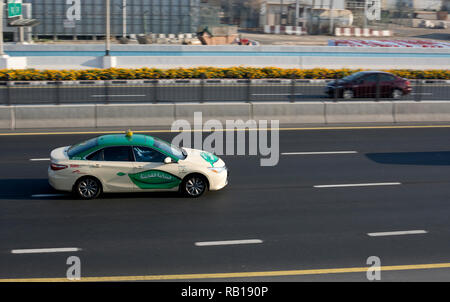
[153,138,187,160]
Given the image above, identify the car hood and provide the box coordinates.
[181,148,225,168]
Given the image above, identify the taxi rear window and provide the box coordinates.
[68,138,98,158]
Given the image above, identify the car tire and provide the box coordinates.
[180,174,207,198]
[74,176,102,200]
[392,89,403,100]
[343,89,354,99]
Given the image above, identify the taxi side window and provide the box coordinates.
[103,146,134,162]
[133,146,166,163]
[86,149,104,161]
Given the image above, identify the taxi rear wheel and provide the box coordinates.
[74,177,102,200]
[180,174,208,198]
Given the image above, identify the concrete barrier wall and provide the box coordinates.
[27,56,103,70]
[394,101,450,122]
[96,104,175,127]
[115,56,304,69]
[14,105,96,129]
[2,101,450,130]
[252,102,325,124]
[175,103,252,125]
[325,102,395,123]
[301,56,447,70]
[22,55,448,70]
[0,107,12,129]
[6,44,450,54]
[6,44,450,70]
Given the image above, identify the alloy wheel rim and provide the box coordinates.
[78,179,98,198]
[186,177,205,196]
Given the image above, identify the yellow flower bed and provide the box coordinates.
[0,67,448,81]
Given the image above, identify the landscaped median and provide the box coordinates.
[0,67,449,81]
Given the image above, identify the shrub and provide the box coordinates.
[0,67,448,81]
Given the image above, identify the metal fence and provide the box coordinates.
[0,79,448,105]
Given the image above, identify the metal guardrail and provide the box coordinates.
[0,79,449,105]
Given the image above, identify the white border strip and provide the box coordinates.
[368,230,428,237]
[11,247,81,254]
[195,239,263,247]
[91,94,147,98]
[314,182,401,188]
[283,151,357,155]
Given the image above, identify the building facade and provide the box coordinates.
[381,0,445,11]
[26,0,202,39]
[259,0,346,27]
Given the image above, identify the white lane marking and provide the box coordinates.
[195,239,263,247]
[368,230,428,237]
[282,151,358,155]
[411,93,433,96]
[31,194,67,198]
[314,182,401,188]
[30,158,50,161]
[91,95,146,98]
[11,248,81,254]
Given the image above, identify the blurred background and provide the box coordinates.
[1,0,448,45]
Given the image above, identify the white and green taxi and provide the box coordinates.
[48,131,228,199]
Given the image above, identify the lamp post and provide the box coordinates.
[364,0,368,28]
[122,0,127,38]
[0,0,4,56]
[143,10,149,34]
[329,0,334,35]
[280,0,285,26]
[106,0,111,56]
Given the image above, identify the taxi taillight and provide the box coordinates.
[50,163,68,171]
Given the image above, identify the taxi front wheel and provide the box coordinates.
[180,175,207,198]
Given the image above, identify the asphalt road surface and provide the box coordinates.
[2,125,450,281]
[0,82,448,104]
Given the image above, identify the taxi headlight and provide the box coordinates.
[208,166,227,174]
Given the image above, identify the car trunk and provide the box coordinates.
[50,146,70,163]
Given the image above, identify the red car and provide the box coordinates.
[325,71,412,99]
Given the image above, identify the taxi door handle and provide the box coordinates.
[91,164,102,168]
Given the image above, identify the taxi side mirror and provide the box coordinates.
[164,157,173,164]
